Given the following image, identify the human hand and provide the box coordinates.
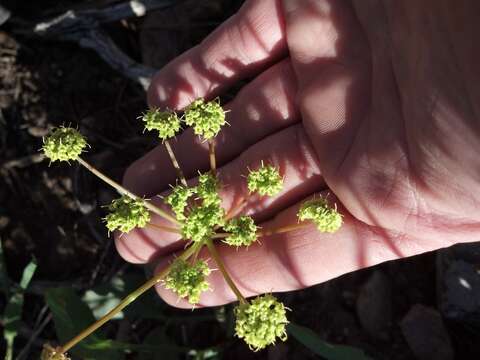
[115,0,480,307]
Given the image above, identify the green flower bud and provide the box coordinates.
[41,344,70,360]
[247,163,283,196]
[224,216,258,247]
[297,198,342,233]
[165,184,196,221]
[184,98,226,140]
[197,172,221,206]
[181,203,225,243]
[104,195,150,233]
[141,108,181,140]
[164,259,210,304]
[234,294,288,351]
[42,126,87,162]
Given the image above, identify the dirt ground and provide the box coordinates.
[1,1,479,359]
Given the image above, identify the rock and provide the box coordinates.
[0,216,10,230]
[400,304,454,360]
[356,270,392,339]
[442,260,480,321]
[0,5,11,26]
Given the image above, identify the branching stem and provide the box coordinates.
[205,238,247,304]
[77,157,178,224]
[225,198,247,221]
[208,139,216,176]
[147,222,180,234]
[58,243,197,354]
[164,140,187,187]
[257,222,310,237]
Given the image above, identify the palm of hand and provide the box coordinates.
[116,0,480,307]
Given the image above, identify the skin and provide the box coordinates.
[115,0,480,308]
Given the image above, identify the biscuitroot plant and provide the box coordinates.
[40,99,343,359]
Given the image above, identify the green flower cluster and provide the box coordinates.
[224,216,258,247]
[297,198,342,233]
[169,172,225,243]
[42,126,87,162]
[184,98,226,140]
[104,195,150,233]
[142,108,181,140]
[247,164,283,196]
[165,184,196,221]
[197,172,221,206]
[164,259,210,304]
[234,294,288,351]
[181,204,224,242]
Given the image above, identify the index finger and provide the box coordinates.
[147,0,287,109]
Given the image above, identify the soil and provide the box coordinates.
[0,1,478,360]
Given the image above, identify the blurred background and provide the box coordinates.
[0,1,479,359]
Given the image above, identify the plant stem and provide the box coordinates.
[5,337,12,360]
[58,244,197,354]
[211,232,229,239]
[257,222,310,237]
[208,139,216,176]
[164,140,187,187]
[225,198,247,221]
[205,238,247,304]
[147,222,180,234]
[77,157,178,224]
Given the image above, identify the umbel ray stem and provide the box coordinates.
[164,139,187,187]
[208,139,217,175]
[77,157,178,224]
[205,238,247,304]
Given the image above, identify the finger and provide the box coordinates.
[156,193,441,308]
[125,59,299,197]
[116,124,324,264]
[147,0,287,109]
[282,0,370,176]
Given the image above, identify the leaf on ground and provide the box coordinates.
[82,272,166,321]
[3,258,37,360]
[287,323,373,360]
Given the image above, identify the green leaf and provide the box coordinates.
[82,272,167,321]
[45,287,124,360]
[18,260,37,290]
[287,323,373,360]
[3,258,37,360]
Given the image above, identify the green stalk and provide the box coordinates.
[58,244,197,354]
[77,157,178,224]
[148,222,180,234]
[208,139,216,176]
[257,222,310,237]
[164,140,187,187]
[205,238,247,304]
